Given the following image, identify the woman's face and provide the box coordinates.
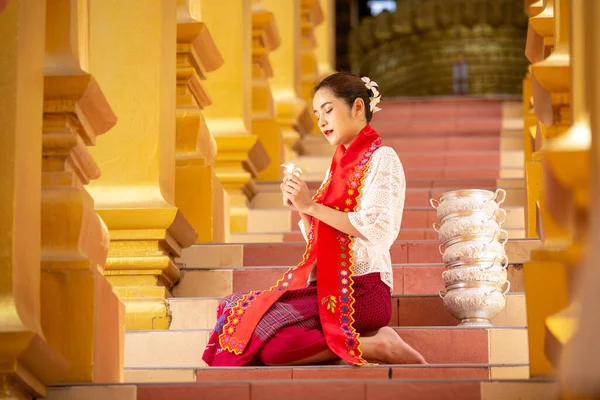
[312,87,366,148]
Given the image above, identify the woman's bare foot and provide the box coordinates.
[365,327,427,364]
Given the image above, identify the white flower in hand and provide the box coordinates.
[281,162,302,177]
[283,174,313,214]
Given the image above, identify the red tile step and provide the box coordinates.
[226,264,520,296]
[404,168,500,180]
[405,187,509,207]
[242,242,443,266]
[192,364,503,382]
[372,120,502,135]
[290,208,437,231]
[385,137,500,152]
[283,229,439,242]
[373,98,504,118]
[256,186,513,209]
[228,265,441,295]
[166,327,495,364]
[135,379,497,400]
[306,178,500,191]
[394,295,460,327]
[394,152,501,169]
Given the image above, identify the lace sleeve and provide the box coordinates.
[348,147,405,249]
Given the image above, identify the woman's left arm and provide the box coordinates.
[308,203,367,239]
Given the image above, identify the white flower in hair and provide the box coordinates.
[361,76,378,90]
[370,97,382,113]
[361,76,382,113]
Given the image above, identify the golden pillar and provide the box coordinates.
[300,0,324,134]
[314,0,336,78]
[264,0,313,160]
[87,0,197,330]
[523,69,542,238]
[252,2,285,181]
[524,0,553,240]
[200,0,270,233]
[559,2,600,397]
[524,0,569,378]
[175,1,229,242]
[41,0,124,383]
[523,0,591,378]
[0,1,68,398]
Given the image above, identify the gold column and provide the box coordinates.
[0,1,68,398]
[523,70,541,238]
[524,0,590,378]
[524,0,552,242]
[40,0,124,383]
[199,0,270,233]
[87,0,197,330]
[524,0,568,378]
[252,2,285,181]
[264,0,313,160]
[175,1,229,242]
[300,0,324,134]
[559,2,600,397]
[314,0,336,78]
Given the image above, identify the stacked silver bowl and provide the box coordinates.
[430,189,511,327]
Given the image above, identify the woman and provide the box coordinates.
[202,72,426,366]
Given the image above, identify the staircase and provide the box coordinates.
[43,98,558,400]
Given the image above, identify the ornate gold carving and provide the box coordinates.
[350,0,529,96]
[87,0,197,330]
[523,0,594,383]
[0,1,69,397]
[176,11,229,242]
[252,4,285,181]
[200,0,270,233]
[264,0,313,160]
[41,74,125,383]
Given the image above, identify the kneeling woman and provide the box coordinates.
[202,72,426,366]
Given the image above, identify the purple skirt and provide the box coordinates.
[202,272,391,366]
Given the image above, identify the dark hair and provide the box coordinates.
[313,72,379,123]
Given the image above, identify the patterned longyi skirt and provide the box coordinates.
[202,272,391,366]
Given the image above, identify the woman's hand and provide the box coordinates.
[281,175,298,211]
[283,175,314,214]
[281,174,366,240]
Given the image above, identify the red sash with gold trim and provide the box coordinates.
[218,125,382,365]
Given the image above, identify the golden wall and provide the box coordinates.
[523,2,600,398]
[0,1,335,398]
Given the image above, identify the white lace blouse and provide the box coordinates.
[298,146,406,292]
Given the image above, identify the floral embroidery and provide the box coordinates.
[332,136,382,365]
[321,295,337,313]
[214,314,226,333]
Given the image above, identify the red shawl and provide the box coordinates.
[219,125,382,365]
